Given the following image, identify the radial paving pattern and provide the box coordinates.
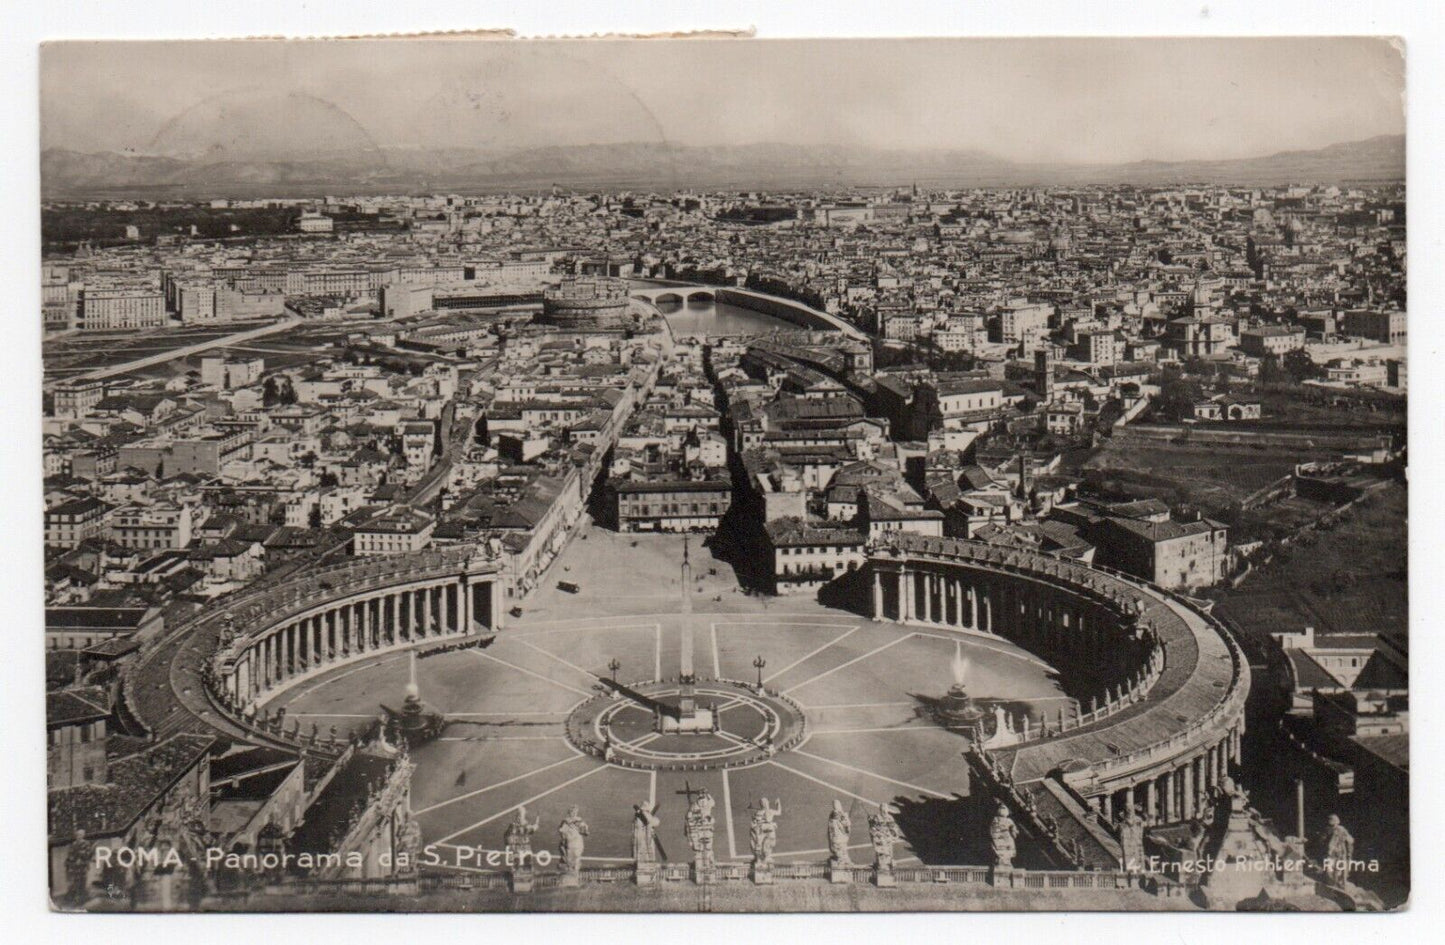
[268,609,1068,869]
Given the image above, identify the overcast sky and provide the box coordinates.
[40,37,1404,163]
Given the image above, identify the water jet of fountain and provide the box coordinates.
[951,641,969,687]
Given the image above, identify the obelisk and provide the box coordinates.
[678,537,696,719]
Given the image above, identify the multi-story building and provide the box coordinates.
[1239,325,1307,357]
[613,479,732,532]
[763,517,867,593]
[1073,329,1120,365]
[401,421,438,468]
[117,429,253,478]
[1342,309,1407,345]
[45,497,114,548]
[1091,512,1229,589]
[52,379,107,420]
[76,287,167,331]
[297,211,335,233]
[353,507,436,556]
[999,304,1051,343]
[200,356,266,389]
[110,504,195,551]
[1164,316,1234,358]
[47,687,110,790]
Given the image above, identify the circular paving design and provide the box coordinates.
[565,678,807,770]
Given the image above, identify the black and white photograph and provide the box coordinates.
[21,18,1417,920]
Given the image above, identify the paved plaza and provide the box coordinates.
[271,529,1071,871]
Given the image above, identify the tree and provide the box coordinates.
[1157,369,1205,420]
[1281,349,1324,383]
[262,375,297,407]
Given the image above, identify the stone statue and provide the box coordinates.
[1221,775,1249,813]
[395,811,424,876]
[749,798,782,866]
[503,805,540,863]
[64,829,94,906]
[1322,813,1355,887]
[684,789,717,869]
[827,800,853,867]
[867,803,902,871]
[558,806,589,875]
[632,801,661,865]
[1118,807,1147,872]
[989,803,1019,868]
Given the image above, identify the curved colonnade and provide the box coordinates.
[180,547,506,747]
[869,534,1249,826]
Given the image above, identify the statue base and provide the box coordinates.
[510,867,534,893]
[874,867,896,888]
[559,871,580,888]
[827,862,853,884]
[634,864,658,886]
[694,859,717,885]
[990,866,1016,887]
[752,863,773,885]
[660,707,715,734]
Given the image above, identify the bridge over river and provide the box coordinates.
[630,283,866,340]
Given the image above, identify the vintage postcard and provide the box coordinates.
[39,36,1406,913]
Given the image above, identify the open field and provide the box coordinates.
[1083,436,1333,519]
[1209,483,1407,642]
[43,323,268,379]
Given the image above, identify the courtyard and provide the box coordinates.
[268,529,1072,871]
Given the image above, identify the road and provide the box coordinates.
[62,317,304,384]
[404,400,465,509]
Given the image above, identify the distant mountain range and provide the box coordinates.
[40,135,1404,198]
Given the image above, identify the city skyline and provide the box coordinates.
[42,37,1403,165]
[35,33,1408,916]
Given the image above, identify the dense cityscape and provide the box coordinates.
[42,177,1406,912]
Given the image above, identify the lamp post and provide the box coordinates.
[753,655,767,692]
[608,658,622,699]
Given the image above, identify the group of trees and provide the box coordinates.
[1259,349,1326,384]
[1155,367,1207,420]
[262,375,297,406]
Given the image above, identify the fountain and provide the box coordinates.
[381,650,447,746]
[934,642,987,735]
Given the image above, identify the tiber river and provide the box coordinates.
[640,293,795,337]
